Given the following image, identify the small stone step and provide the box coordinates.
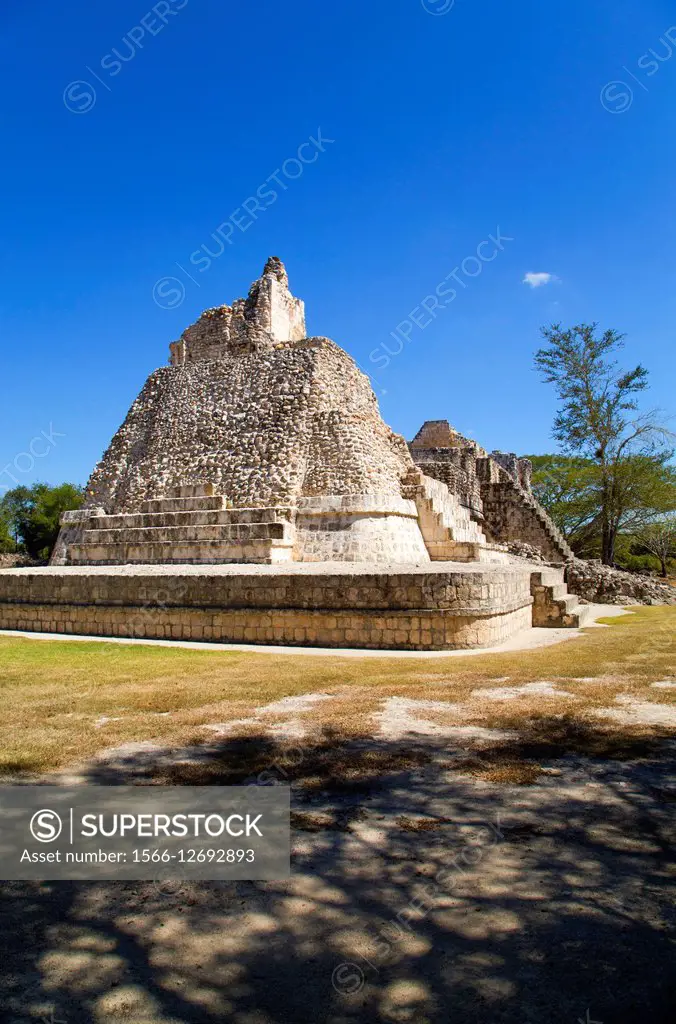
[68,539,294,565]
[88,508,293,530]
[164,484,216,499]
[477,547,513,564]
[426,541,482,562]
[539,569,565,588]
[142,495,228,513]
[530,568,587,628]
[80,523,289,545]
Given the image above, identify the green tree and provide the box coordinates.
[0,506,15,553]
[530,452,676,560]
[633,517,676,577]
[0,485,31,549]
[534,323,674,564]
[527,454,599,548]
[1,483,83,561]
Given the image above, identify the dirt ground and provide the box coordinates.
[1,610,675,1024]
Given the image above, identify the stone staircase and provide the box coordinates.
[530,565,590,628]
[68,486,296,565]
[480,478,574,563]
[402,469,493,562]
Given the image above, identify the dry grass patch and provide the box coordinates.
[443,714,675,785]
[457,759,547,785]
[291,808,369,832]
[154,728,433,791]
[0,606,673,776]
[396,816,454,832]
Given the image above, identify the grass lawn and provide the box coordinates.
[1,606,674,778]
[1,610,676,1024]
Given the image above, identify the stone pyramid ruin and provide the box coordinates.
[0,257,590,652]
[53,258,493,568]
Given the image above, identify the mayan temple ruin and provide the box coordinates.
[0,258,589,649]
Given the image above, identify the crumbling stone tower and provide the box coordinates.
[168,257,306,363]
[52,260,573,582]
[54,260,487,566]
[0,257,591,650]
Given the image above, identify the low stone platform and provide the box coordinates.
[0,561,549,651]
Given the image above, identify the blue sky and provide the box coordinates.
[1,0,675,491]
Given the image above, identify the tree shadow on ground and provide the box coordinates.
[1,721,675,1024]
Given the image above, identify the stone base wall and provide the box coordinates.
[0,601,533,651]
[0,564,535,651]
[294,495,429,563]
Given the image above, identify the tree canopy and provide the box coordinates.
[633,517,676,577]
[529,453,676,562]
[0,483,83,560]
[534,323,674,564]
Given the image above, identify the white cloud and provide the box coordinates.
[523,271,557,288]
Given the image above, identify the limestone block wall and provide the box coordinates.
[407,447,484,518]
[299,341,414,500]
[476,458,573,562]
[410,421,476,450]
[294,495,429,563]
[50,510,94,567]
[83,354,312,512]
[409,420,571,564]
[0,564,534,650]
[489,452,533,492]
